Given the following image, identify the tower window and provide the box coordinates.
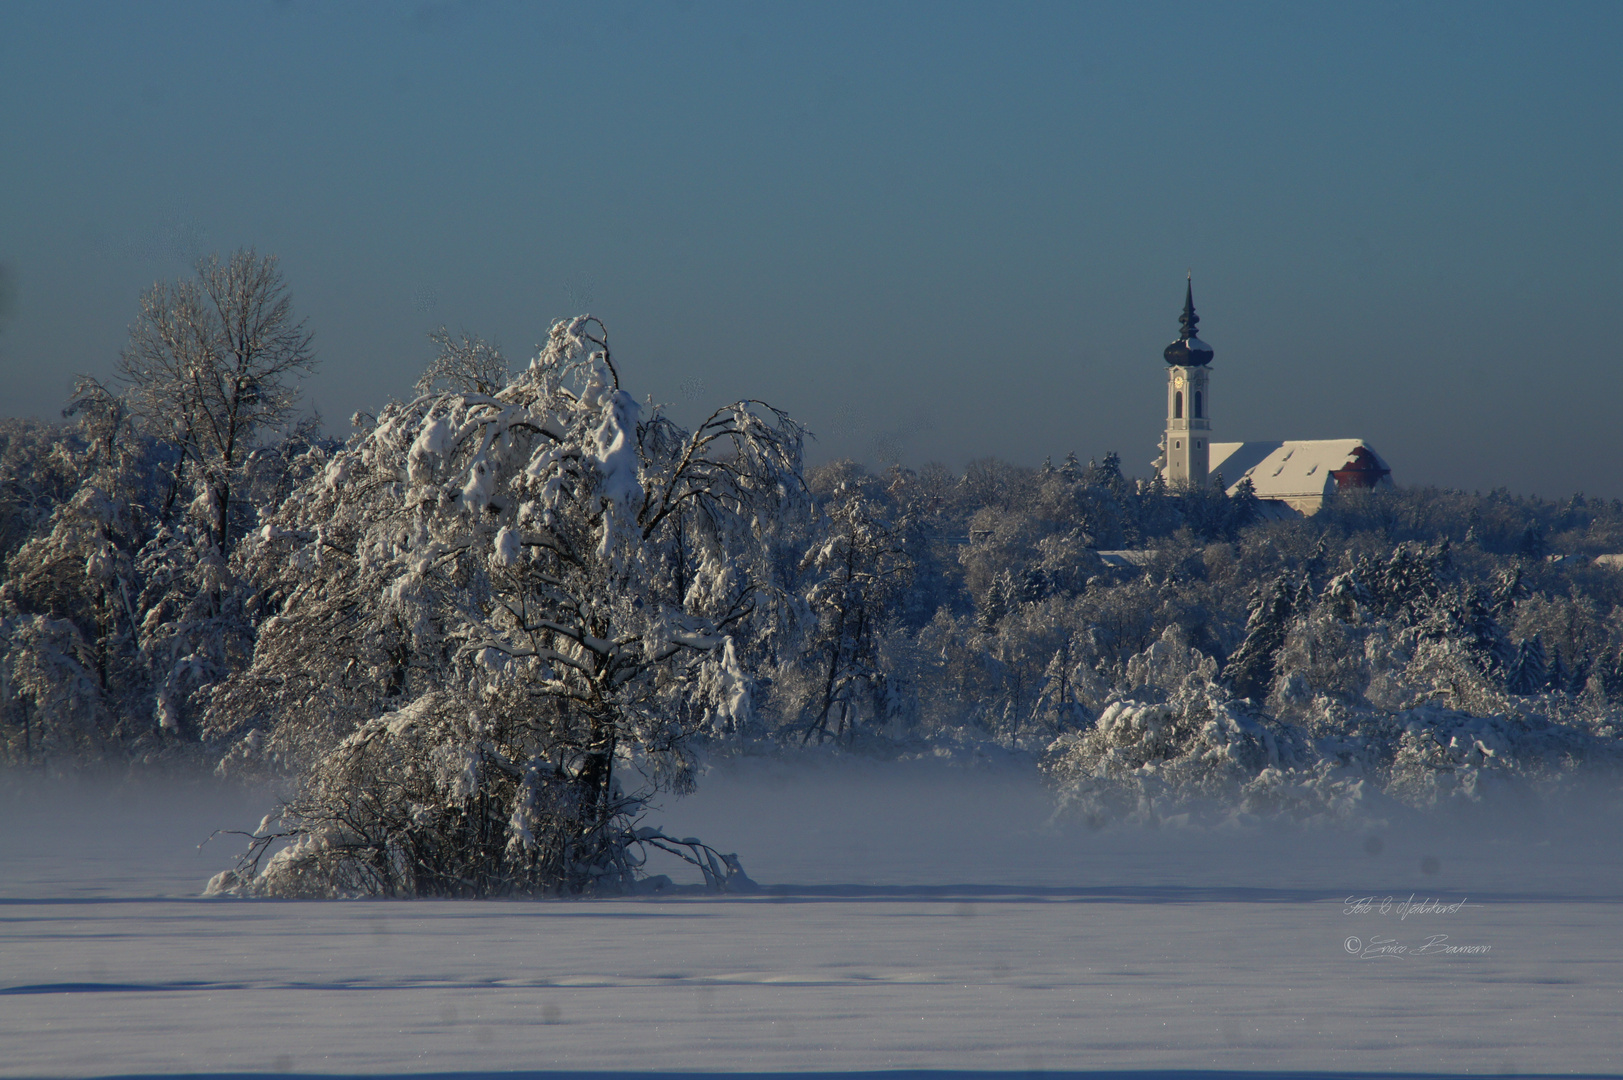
[1194,391,1203,419]
[1174,391,1183,419]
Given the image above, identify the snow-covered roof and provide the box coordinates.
[1209,440,1390,500]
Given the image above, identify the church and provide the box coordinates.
[1154,278,1391,515]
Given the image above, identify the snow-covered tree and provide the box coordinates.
[1222,573,1305,700]
[1177,472,1256,541]
[0,373,307,760]
[1030,634,1093,732]
[210,316,803,895]
[1043,626,1342,825]
[0,613,115,766]
[793,468,912,744]
[0,417,87,568]
[1505,635,1549,696]
[1,382,168,760]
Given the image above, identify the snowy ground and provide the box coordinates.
[3,758,1622,1079]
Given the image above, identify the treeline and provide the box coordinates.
[782,453,1623,748]
[23,374,1623,773]
[780,457,1623,826]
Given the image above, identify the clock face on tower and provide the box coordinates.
[1173,373,1186,390]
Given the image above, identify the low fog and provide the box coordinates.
[6,756,1621,904]
[8,759,1623,1076]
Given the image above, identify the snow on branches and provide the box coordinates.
[210,317,804,895]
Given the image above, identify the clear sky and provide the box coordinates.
[2,1,1620,497]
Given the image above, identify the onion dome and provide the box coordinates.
[1163,276,1214,366]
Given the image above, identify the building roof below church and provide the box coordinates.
[1209,439,1392,513]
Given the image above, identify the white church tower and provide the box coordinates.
[1159,276,1215,488]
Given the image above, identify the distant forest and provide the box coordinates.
[4,251,1622,895]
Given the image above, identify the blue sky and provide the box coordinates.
[3,1,1620,497]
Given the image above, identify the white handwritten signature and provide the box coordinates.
[1344,934,1491,958]
[1344,895,1468,918]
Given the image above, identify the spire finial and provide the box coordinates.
[1179,275,1199,340]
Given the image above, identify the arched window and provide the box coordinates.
[1194,391,1203,419]
[1174,391,1183,419]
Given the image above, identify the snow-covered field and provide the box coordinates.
[3,759,1622,1079]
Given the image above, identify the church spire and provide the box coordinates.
[1179,274,1199,340]
[1163,275,1214,366]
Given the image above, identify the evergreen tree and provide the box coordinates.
[977,569,1014,632]
[1016,564,1050,605]
[1490,564,1528,618]
[1515,521,1547,561]
[1095,451,1125,495]
[1505,635,1548,696]
[1229,476,1261,531]
[1459,586,1515,678]
[1222,574,1300,700]
[1546,648,1569,694]
[1565,650,1592,695]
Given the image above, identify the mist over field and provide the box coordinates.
[645,755,1623,897]
[5,757,1623,1078]
[8,753,1623,901]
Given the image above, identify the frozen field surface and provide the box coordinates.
[2,759,1622,1079]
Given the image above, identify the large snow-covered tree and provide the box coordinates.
[209,317,803,895]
